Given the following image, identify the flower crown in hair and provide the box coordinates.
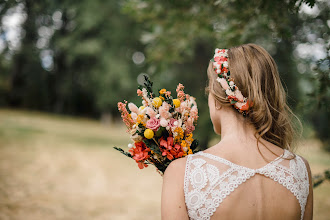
[211,48,253,117]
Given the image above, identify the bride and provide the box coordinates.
[161,44,313,220]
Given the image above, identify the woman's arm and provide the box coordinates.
[161,158,189,220]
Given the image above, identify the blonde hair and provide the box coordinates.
[206,44,302,158]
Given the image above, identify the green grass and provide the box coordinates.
[0,109,329,220]
[0,109,129,147]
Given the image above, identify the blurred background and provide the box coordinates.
[0,0,329,219]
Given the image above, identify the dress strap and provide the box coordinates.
[184,154,192,199]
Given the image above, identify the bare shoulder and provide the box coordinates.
[161,157,190,220]
[163,157,188,181]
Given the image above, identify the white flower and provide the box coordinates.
[139,108,147,115]
[174,121,178,126]
[178,119,183,127]
[216,69,220,73]
[130,112,137,122]
[128,144,133,149]
[183,147,188,152]
[156,114,160,118]
[130,133,143,142]
[229,81,234,86]
[223,61,228,68]
[225,88,235,96]
[160,118,168,127]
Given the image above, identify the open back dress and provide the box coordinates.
[184,149,309,220]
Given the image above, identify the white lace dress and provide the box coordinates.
[184,149,310,220]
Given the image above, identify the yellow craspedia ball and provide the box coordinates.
[139,106,145,111]
[173,99,181,108]
[152,97,162,108]
[144,129,154,139]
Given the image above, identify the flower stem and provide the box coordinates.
[152,137,159,147]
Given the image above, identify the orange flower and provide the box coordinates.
[159,89,166,95]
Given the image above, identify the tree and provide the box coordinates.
[122,0,318,148]
[0,0,145,118]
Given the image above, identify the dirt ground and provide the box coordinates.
[0,110,329,220]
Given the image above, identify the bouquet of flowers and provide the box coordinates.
[114,76,199,175]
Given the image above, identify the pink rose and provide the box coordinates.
[146,117,160,131]
[168,118,178,128]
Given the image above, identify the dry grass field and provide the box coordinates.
[0,109,329,220]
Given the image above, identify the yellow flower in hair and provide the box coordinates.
[144,129,154,139]
[173,99,181,108]
[152,97,162,108]
[188,148,193,155]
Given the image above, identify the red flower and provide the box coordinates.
[160,137,185,160]
[129,141,151,169]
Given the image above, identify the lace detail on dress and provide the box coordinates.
[184,150,310,220]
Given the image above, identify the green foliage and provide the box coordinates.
[0,0,328,153]
[113,146,133,158]
[121,0,328,149]
[0,0,145,116]
[122,0,316,63]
